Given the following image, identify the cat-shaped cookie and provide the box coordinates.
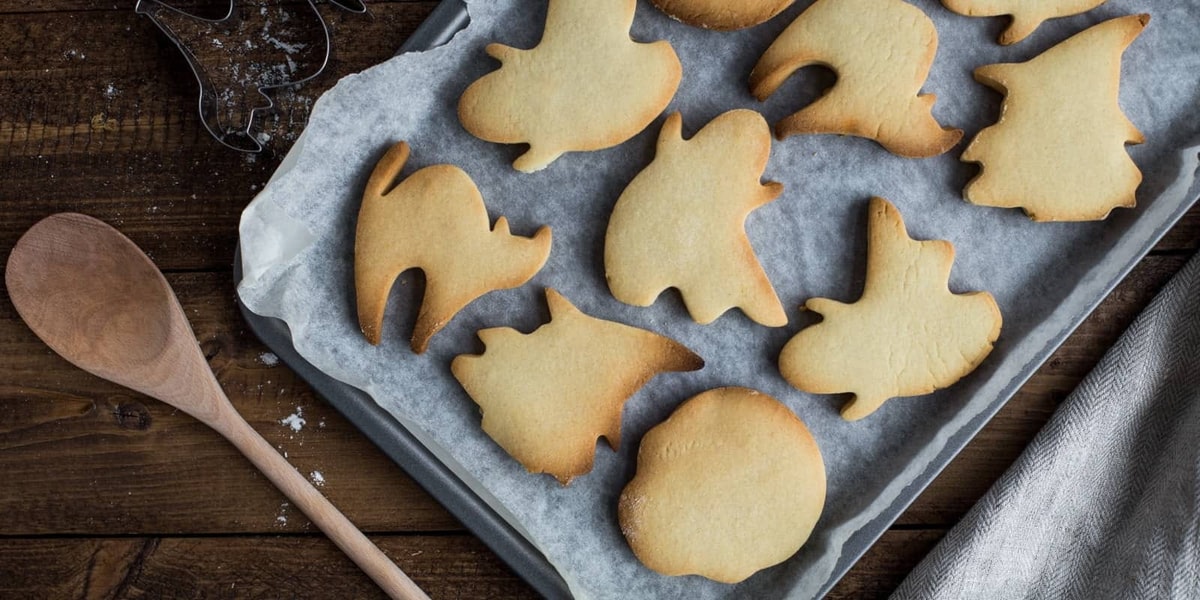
[355,142,551,352]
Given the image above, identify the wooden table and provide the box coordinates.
[1,2,1195,598]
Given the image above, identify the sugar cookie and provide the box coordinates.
[605,110,787,327]
[619,387,825,583]
[749,0,962,158]
[649,0,794,31]
[961,14,1148,222]
[779,198,1002,421]
[942,0,1108,45]
[355,142,552,352]
[451,289,703,484]
[458,0,682,173]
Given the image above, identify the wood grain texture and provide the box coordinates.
[0,535,534,600]
[6,214,429,599]
[0,3,436,274]
[0,0,430,13]
[1,0,1197,598]
[1,272,460,535]
[0,530,944,599]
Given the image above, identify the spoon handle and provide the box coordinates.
[213,402,432,600]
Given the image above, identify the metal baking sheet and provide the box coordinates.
[234,1,1200,597]
[237,1,570,597]
[235,254,570,598]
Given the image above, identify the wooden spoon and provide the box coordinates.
[5,213,431,600]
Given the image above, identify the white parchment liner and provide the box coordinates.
[237,1,1200,597]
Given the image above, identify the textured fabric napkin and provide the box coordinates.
[894,250,1200,599]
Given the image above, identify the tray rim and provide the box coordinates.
[234,1,1200,597]
[234,260,571,599]
[239,1,571,598]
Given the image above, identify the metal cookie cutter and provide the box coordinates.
[136,0,366,152]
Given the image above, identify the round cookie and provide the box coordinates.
[650,0,794,30]
[618,387,825,583]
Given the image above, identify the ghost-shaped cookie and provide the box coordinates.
[605,110,787,327]
[961,14,1148,222]
[941,0,1109,45]
[779,198,1002,421]
[355,142,552,353]
[451,289,704,484]
[749,0,962,158]
[458,0,682,173]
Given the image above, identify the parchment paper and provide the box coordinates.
[237,1,1200,597]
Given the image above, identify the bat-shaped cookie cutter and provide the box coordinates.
[136,0,366,152]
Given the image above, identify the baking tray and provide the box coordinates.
[233,1,1200,597]
[235,255,570,599]
[236,1,571,597]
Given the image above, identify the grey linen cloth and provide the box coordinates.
[894,250,1200,600]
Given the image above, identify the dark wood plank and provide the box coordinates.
[1157,219,1199,254]
[0,3,436,273]
[1,272,461,535]
[0,534,536,600]
[0,0,429,14]
[829,530,944,599]
[0,529,942,599]
[0,4,434,150]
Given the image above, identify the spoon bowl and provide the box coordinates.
[7,213,221,420]
[6,213,428,600]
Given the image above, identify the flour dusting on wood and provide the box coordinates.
[279,406,305,432]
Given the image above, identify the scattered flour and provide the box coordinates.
[280,406,305,432]
[259,352,279,366]
[264,36,307,54]
[310,471,325,486]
